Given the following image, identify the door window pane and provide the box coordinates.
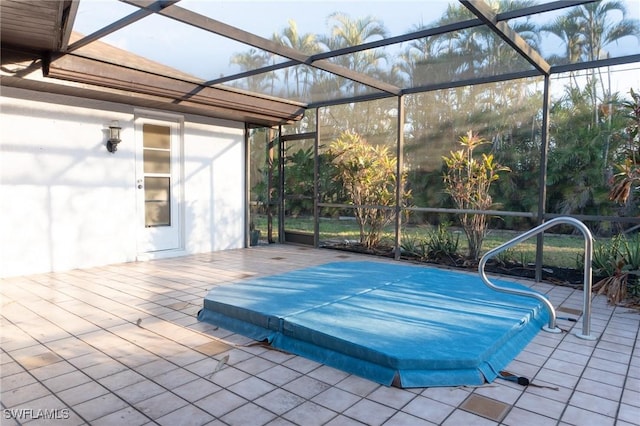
[145,177,170,227]
[143,149,170,173]
[143,124,170,149]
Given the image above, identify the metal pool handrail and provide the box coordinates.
[478,216,596,340]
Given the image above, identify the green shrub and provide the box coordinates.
[592,233,640,303]
[425,223,459,261]
[442,131,509,260]
[401,236,427,259]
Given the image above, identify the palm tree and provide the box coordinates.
[541,16,585,66]
[544,1,640,123]
[319,12,389,98]
[272,20,319,99]
[229,49,272,93]
[541,15,585,89]
[571,0,639,120]
[569,0,639,63]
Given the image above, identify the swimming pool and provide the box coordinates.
[197,261,548,388]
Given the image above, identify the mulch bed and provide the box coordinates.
[322,241,599,287]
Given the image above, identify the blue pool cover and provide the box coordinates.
[197,261,548,388]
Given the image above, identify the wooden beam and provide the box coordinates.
[44,54,305,120]
[460,0,550,75]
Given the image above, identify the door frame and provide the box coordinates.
[134,109,185,258]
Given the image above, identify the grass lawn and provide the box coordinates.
[253,215,593,269]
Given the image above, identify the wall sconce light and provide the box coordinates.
[107,121,121,153]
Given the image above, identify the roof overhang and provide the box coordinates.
[0,0,305,126]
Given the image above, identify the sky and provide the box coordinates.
[73,0,452,78]
[72,0,639,95]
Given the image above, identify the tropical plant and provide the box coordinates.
[442,131,510,260]
[610,88,640,204]
[400,236,427,259]
[330,131,409,248]
[592,234,640,304]
[425,223,460,262]
[546,83,614,216]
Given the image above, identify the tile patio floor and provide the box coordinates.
[1,245,639,425]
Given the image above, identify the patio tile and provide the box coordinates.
[134,392,188,420]
[575,377,623,401]
[588,355,631,375]
[83,359,129,380]
[569,390,619,417]
[543,357,586,377]
[282,355,322,374]
[152,367,199,389]
[419,387,470,407]
[0,371,38,392]
[473,383,523,405]
[221,402,277,426]
[342,398,397,426]
[172,378,220,402]
[1,382,52,407]
[256,364,303,387]
[43,370,93,392]
[282,375,331,399]
[1,246,638,426]
[114,379,166,404]
[617,402,640,425]
[515,391,566,419]
[622,389,640,408]
[29,360,77,381]
[402,395,456,424]
[254,388,306,415]
[155,403,214,426]
[205,365,251,388]
[366,385,416,409]
[11,350,62,370]
[534,368,580,389]
[582,366,627,387]
[228,376,276,400]
[234,356,278,375]
[195,389,248,418]
[98,369,147,391]
[627,376,640,392]
[561,405,615,426]
[383,411,437,426]
[282,400,337,426]
[193,340,232,356]
[135,358,179,378]
[57,381,110,406]
[502,407,558,426]
[441,408,500,426]
[307,365,350,385]
[91,406,150,426]
[311,387,362,413]
[73,393,130,422]
[336,375,380,397]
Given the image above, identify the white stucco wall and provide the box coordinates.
[0,87,245,278]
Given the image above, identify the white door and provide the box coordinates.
[136,115,182,253]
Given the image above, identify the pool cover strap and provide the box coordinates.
[498,370,559,390]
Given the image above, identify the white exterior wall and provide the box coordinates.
[0,87,245,278]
